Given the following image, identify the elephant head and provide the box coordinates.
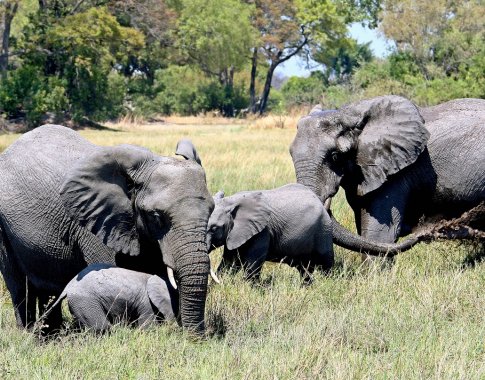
[290,95,429,202]
[206,192,271,251]
[59,142,214,334]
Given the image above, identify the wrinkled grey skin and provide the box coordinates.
[0,125,214,334]
[291,96,485,243]
[206,184,420,281]
[40,264,178,332]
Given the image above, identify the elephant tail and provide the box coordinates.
[331,214,419,257]
[35,287,69,330]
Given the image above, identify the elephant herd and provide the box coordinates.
[0,95,483,336]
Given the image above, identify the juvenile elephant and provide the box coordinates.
[40,264,178,333]
[206,184,420,281]
[0,125,214,334]
[290,96,485,243]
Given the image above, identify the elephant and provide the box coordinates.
[0,124,214,334]
[290,95,485,244]
[39,263,178,333]
[206,184,421,282]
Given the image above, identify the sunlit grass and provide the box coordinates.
[0,123,483,379]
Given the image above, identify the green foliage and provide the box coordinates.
[0,66,68,126]
[1,0,483,124]
[1,6,144,125]
[176,0,256,76]
[314,39,374,84]
[43,7,144,121]
[280,73,326,108]
[131,66,250,116]
[323,44,485,107]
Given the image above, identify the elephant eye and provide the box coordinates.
[331,151,339,163]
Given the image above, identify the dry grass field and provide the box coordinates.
[0,120,484,379]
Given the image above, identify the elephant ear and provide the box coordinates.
[147,275,176,320]
[60,145,154,256]
[175,139,202,165]
[226,193,271,251]
[342,95,429,196]
[309,104,336,118]
[213,190,225,202]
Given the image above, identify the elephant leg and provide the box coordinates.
[68,296,111,333]
[136,308,157,329]
[0,230,36,328]
[296,260,315,285]
[360,181,408,244]
[240,232,270,281]
[217,246,245,274]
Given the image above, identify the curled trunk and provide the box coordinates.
[331,214,419,257]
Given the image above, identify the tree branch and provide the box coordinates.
[70,0,87,15]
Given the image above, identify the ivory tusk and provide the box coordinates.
[210,268,221,284]
[323,198,332,211]
[167,267,177,290]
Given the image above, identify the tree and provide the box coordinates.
[280,72,326,109]
[313,39,373,84]
[380,0,485,79]
[4,6,144,123]
[247,0,379,114]
[108,0,179,83]
[175,0,256,115]
[0,0,19,79]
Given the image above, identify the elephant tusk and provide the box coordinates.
[167,267,177,290]
[210,268,221,284]
[323,198,332,211]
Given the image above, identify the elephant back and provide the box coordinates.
[423,99,485,208]
[0,125,103,292]
[0,125,96,186]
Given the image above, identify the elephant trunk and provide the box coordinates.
[330,213,419,256]
[168,232,209,335]
[293,159,340,202]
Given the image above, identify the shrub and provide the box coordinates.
[280,74,325,109]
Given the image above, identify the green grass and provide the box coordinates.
[0,123,484,379]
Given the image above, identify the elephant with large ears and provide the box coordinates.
[0,125,214,334]
[205,185,420,283]
[290,95,485,243]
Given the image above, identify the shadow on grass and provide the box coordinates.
[461,241,485,268]
[75,118,121,132]
[206,309,227,339]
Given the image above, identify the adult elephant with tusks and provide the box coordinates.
[290,95,485,244]
[0,125,214,335]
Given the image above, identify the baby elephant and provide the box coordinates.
[206,184,334,282]
[40,263,178,332]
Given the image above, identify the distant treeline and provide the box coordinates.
[0,0,483,127]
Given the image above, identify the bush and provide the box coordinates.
[0,66,68,127]
[130,66,249,117]
[280,74,325,109]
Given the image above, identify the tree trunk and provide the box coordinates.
[258,61,277,115]
[0,1,18,80]
[249,48,258,113]
[220,66,235,117]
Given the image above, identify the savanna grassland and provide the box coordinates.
[0,122,484,379]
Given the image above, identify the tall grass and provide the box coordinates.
[0,123,483,379]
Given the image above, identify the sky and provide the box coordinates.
[276,23,391,77]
